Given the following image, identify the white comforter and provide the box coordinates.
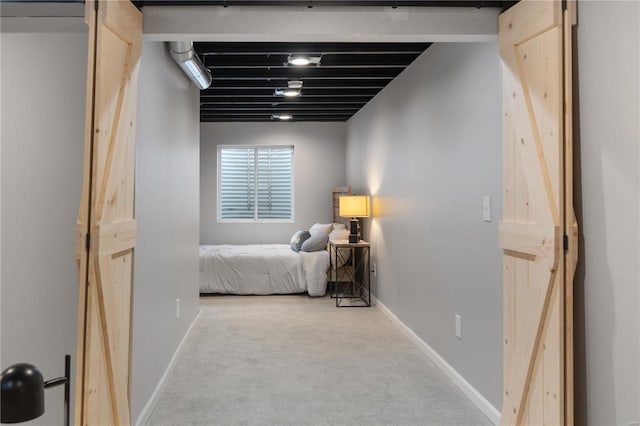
[199,244,330,296]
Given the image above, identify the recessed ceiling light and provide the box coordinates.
[287,54,322,66]
[284,89,301,97]
[272,114,293,121]
[287,80,303,89]
[274,88,301,97]
[289,56,310,66]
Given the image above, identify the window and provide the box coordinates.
[218,145,294,222]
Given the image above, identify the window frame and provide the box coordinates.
[217,144,295,223]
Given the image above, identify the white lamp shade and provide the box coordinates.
[339,196,370,218]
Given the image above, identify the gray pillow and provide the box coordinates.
[290,230,311,252]
[301,233,329,252]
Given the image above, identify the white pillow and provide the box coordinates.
[309,223,333,237]
[329,227,349,242]
[332,222,347,231]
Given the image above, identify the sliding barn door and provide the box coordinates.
[75,1,142,424]
[498,0,577,424]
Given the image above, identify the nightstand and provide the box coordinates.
[328,239,371,307]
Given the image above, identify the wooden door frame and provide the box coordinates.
[73,1,578,424]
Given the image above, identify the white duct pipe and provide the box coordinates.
[169,41,212,90]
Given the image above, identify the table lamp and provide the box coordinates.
[339,195,370,243]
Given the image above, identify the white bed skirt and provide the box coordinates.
[199,244,330,296]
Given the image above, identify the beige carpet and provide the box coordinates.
[147,295,492,426]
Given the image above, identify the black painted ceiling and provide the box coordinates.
[194,42,431,122]
[135,1,516,122]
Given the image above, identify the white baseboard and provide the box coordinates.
[372,295,501,425]
[135,309,202,426]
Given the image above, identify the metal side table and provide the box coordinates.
[328,239,370,307]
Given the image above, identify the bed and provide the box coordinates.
[199,244,329,296]
[199,186,351,297]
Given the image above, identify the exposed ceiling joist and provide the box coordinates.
[5,0,515,122]
[195,41,428,122]
[136,1,512,122]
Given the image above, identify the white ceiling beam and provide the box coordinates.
[0,2,84,17]
[0,17,86,33]
[143,6,499,43]
[0,2,86,33]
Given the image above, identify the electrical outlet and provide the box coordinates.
[455,314,462,339]
[482,196,491,222]
[176,298,180,319]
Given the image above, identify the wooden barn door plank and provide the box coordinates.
[75,1,142,425]
[499,0,576,424]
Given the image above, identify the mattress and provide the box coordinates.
[199,244,330,296]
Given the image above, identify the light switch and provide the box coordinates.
[483,196,491,222]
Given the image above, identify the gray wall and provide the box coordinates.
[0,33,87,425]
[131,41,201,422]
[200,122,346,244]
[574,1,640,424]
[345,42,503,408]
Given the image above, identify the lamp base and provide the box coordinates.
[349,218,360,243]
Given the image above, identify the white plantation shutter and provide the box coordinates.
[257,147,293,219]
[218,145,294,221]
[219,148,256,219]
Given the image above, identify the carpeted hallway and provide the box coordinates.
[146,295,492,426]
